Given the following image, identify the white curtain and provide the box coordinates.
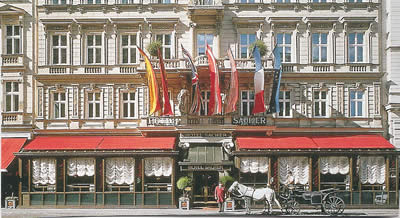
[320,156,349,175]
[360,156,386,185]
[144,157,172,177]
[279,156,309,185]
[105,158,135,185]
[67,158,95,177]
[32,158,56,185]
[240,157,269,174]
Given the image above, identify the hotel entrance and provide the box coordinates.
[193,171,219,206]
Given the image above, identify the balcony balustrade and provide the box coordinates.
[1,54,24,67]
[2,112,24,125]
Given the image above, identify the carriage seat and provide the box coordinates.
[302,191,322,201]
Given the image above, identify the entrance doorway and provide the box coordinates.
[193,171,219,207]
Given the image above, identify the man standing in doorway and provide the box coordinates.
[215,182,225,212]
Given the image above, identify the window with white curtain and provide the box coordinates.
[105,158,135,185]
[144,157,172,177]
[67,158,95,177]
[359,156,386,185]
[240,157,269,174]
[32,158,56,185]
[279,156,309,185]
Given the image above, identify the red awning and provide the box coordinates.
[2,138,27,169]
[23,136,176,151]
[236,135,394,150]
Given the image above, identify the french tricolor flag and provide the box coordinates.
[252,46,266,114]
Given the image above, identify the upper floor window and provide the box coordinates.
[313,90,327,117]
[52,35,67,65]
[200,91,210,116]
[241,90,254,116]
[87,92,102,118]
[197,0,213,5]
[156,34,172,59]
[6,25,21,55]
[53,92,67,119]
[350,90,364,117]
[87,34,102,64]
[240,0,255,3]
[84,0,102,4]
[312,33,328,63]
[121,91,138,118]
[121,34,137,64]
[348,0,362,2]
[275,0,290,2]
[51,0,67,4]
[276,33,292,63]
[278,91,291,117]
[155,0,171,3]
[240,34,256,59]
[348,33,364,63]
[197,33,213,56]
[5,82,19,112]
[313,0,327,2]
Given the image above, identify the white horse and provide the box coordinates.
[228,181,282,215]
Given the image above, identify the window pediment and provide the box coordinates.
[0,4,26,15]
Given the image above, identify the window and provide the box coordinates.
[156,0,171,3]
[197,33,213,56]
[53,92,67,119]
[312,33,328,63]
[121,34,137,64]
[200,91,210,116]
[85,0,102,4]
[314,90,327,117]
[122,92,137,118]
[350,90,364,117]
[52,35,67,64]
[5,82,19,112]
[278,91,291,117]
[6,26,21,54]
[197,0,213,5]
[275,0,290,2]
[240,0,255,3]
[51,0,67,4]
[313,0,326,2]
[156,34,172,59]
[241,90,254,116]
[87,92,101,118]
[348,33,364,63]
[348,0,362,2]
[276,33,292,63]
[240,34,256,59]
[87,34,102,64]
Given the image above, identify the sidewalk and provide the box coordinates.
[1,208,399,218]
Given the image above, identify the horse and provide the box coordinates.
[228,181,282,215]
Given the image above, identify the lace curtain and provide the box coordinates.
[320,156,349,175]
[67,158,95,177]
[144,157,172,177]
[279,156,309,185]
[105,158,135,185]
[32,158,56,185]
[360,156,386,185]
[240,157,269,174]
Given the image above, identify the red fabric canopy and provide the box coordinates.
[2,138,27,169]
[236,135,394,150]
[23,136,175,151]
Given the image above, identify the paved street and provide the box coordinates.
[1,208,399,218]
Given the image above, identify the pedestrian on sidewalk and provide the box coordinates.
[215,182,226,212]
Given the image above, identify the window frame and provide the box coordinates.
[196,32,214,57]
[86,91,103,119]
[5,81,20,112]
[349,89,365,118]
[240,90,255,116]
[86,34,103,65]
[312,32,328,63]
[348,32,365,63]
[120,33,138,64]
[51,34,68,65]
[200,90,210,116]
[313,90,329,118]
[276,33,292,63]
[52,92,67,119]
[155,33,172,59]
[239,33,256,59]
[120,90,138,119]
[278,90,292,118]
[5,25,21,55]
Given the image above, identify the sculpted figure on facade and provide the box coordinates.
[177,89,189,115]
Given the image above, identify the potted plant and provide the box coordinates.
[249,39,268,57]
[177,176,192,210]
[146,40,163,57]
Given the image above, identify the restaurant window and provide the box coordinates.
[53,92,67,119]
[348,33,364,63]
[200,91,210,116]
[66,158,95,192]
[276,33,292,63]
[6,25,21,54]
[52,35,67,64]
[239,157,269,188]
[313,90,328,117]
[5,82,19,112]
[312,33,328,63]
[32,158,56,192]
[239,34,256,58]
[156,34,172,59]
[197,33,213,56]
[279,156,309,186]
[121,91,138,118]
[105,158,135,191]
[241,90,254,116]
[278,90,291,118]
[144,157,172,191]
[121,34,137,64]
[87,92,102,118]
[359,156,386,190]
[319,156,350,190]
[87,34,102,64]
[50,0,67,4]
[349,90,364,117]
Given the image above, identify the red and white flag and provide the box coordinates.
[158,48,173,116]
[252,46,266,114]
[206,44,222,115]
[225,48,239,114]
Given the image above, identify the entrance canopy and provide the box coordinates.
[236,135,394,150]
[2,138,27,170]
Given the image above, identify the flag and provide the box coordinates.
[181,44,201,115]
[138,47,161,115]
[206,44,222,115]
[267,44,283,114]
[252,46,266,114]
[225,47,239,114]
[157,48,173,116]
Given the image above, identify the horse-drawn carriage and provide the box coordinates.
[228,181,345,216]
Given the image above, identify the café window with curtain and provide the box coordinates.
[105,157,135,191]
[144,157,172,191]
[239,157,269,187]
[320,156,350,190]
[66,158,95,192]
[32,158,57,192]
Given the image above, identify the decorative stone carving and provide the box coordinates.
[177,89,189,115]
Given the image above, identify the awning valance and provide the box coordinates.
[2,138,27,170]
[236,135,394,150]
[23,136,176,151]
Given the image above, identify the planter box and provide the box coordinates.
[224,199,235,211]
[5,197,18,209]
[179,197,190,210]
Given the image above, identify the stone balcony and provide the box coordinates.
[2,112,25,125]
[1,54,25,68]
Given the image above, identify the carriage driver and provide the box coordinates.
[282,171,295,196]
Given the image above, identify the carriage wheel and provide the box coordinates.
[322,195,345,215]
[285,200,300,215]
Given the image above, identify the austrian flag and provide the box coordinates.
[252,46,266,114]
[206,44,222,115]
